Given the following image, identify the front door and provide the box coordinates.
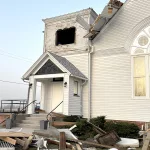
[51,82,63,113]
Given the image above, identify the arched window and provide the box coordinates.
[131,26,150,98]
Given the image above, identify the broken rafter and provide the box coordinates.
[0,137,16,145]
[67,138,115,149]
[47,139,75,149]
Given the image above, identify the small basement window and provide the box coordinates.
[56,27,75,46]
[74,81,78,96]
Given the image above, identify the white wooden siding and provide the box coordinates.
[93,0,150,51]
[91,53,150,122]
[68,77,82,115]
[64,54,89,117]
[63,74,70,115]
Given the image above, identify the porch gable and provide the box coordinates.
[36,59,63,75]
[22,52,87,80]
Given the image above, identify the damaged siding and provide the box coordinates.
[44,12,90,54]
[93,0,150,51]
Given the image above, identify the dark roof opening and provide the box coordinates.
[56,27,76,46]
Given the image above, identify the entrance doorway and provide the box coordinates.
[51,82,63,113]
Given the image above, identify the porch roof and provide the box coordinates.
[22,51,87,80]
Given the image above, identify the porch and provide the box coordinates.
[28,73,69,115]
[22,52,87,116]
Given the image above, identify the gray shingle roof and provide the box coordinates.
[49,52,87,80]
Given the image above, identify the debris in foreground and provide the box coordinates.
[116,137,139,148]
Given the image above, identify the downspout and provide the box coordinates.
[81,80,87,117]
[88,42,94,121]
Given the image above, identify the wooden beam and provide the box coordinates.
[59,132,66,150]
[23,136,33,150]
[15,138,25,147]
[52,121,76,127]
[0,132,32,137]
[0,137,16,145]
[87,121,106,134]
[67,138,115,149]
[142,132,150,150]
[76,144,82,150]
[46,139,73,149]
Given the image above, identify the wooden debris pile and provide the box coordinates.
[0,132,33,150]
[32,122,121,150]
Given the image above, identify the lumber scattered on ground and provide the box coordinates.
[142,132,150,150]
[0,132,33,150]
[0,137,16,145]
[0,132,32,137]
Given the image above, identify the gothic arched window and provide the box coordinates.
[131,26,150,97]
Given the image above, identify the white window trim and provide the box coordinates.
[74,81,79,96]
[131,55,149,99]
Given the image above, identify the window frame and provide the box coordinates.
[73,81,79,96]
[131,54,149,99]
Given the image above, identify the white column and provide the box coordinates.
[27,76,37,114]
[63,74,70,115]
[40,82,45,110]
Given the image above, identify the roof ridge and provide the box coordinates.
[43,8,97,23]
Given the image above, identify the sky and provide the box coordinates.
[0,0,126,101]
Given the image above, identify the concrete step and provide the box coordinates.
[16,123,40,129]
[30,114,47,117]
[22,120,40,124]
[25,117,46,120]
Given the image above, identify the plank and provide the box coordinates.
[87,121,106,134]
[52,121,76,127]
[67,138,115,149]
[59,132,66,150]
[76,144,82,150]
[142,132,150,150]
[23,136,33,150]
[47,139,73,149]
[0,137,16,145]
[15,138,25,146]
[0,132,32,137]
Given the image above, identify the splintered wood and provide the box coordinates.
[0,132,32,150]
[142,132,150,150]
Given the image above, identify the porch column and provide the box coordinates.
[27,76,37,114]
[63,74,70,115]
[40,82,46,110]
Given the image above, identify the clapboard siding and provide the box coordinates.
[93,0,150,51]
[63,74,70,115]
[68,77,82,115]
[91,53,150,122]
[64,54,89,117]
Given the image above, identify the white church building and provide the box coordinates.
[23,0,150,123]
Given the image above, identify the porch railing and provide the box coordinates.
[1,99,27,113]
[46,101,63,120]
[0,100,37,125]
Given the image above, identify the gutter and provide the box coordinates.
[81,79,87,117]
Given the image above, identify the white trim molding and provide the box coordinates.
[125,16,150,51]
[34,73,65,79]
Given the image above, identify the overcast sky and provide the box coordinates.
[0,0,126,101]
